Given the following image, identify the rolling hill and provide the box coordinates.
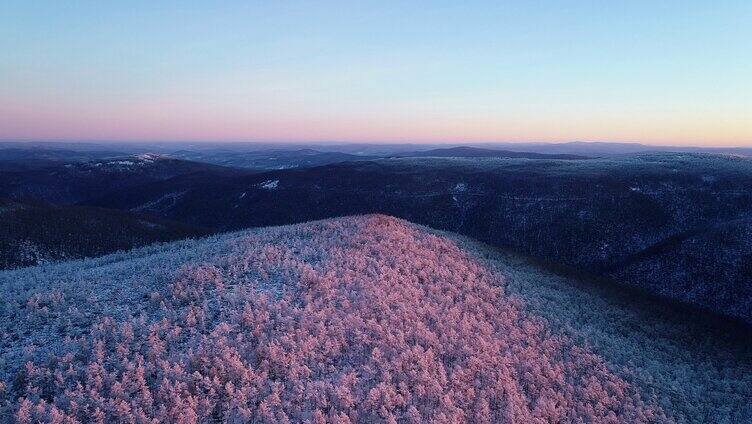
[0,154,247,205]
[1,216,750,422]
[168,148,375,170]
[0,147,128,170]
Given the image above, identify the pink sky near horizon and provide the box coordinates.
[2,92,748,147]
[1,2,750,147]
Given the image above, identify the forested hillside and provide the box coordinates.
[2,216,750,422]
[0,154,246,205]
[0,199,208,269]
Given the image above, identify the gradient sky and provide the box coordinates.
[1,1,750,146]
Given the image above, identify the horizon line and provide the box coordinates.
[2,138,752,149]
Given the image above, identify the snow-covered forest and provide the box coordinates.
[0,215,665,422]
[2,215,750,422]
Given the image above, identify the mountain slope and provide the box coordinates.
[0,198,209,269]
[608,218,752,318]
[0,215,676,423]
[2,216,751,422]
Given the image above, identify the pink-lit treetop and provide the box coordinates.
[3,215,667,423]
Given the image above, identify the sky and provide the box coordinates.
[0,1,750,146]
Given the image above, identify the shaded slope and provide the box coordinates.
[0,216,669,422]
[608,218,752,319]
[0,198,209,269]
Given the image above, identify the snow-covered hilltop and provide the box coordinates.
[65,153,171,172]
[1,215,750,422]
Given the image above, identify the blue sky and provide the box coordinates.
[1,1,750,145]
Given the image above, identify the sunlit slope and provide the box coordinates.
[1,215,749,422]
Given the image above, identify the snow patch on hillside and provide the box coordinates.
[258,179,279,190]
[111,160,135,166]
[137,153,166,162]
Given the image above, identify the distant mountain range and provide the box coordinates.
[392,146,588,159]
[4,140,751,159]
